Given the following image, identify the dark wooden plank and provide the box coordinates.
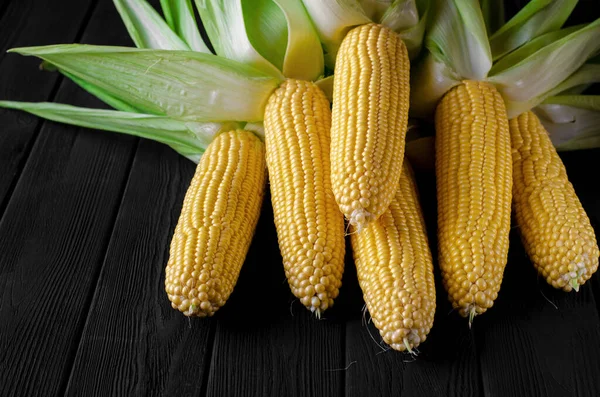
[0,85,136,397]
[0,1,144,396]
[475,149,600,397]
[344,171,482,397]
[0,0,96,212]
[63,139,214,397]
[204,196,345,397]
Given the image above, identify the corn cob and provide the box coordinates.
[351,160,436,352]
[435,81,512,321]
[510,111,599,291]
[165,130,266,317]
[331,23,410,231]
[264,79,345,316]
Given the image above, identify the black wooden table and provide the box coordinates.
[1,1,599,396]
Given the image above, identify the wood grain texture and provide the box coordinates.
[64,139,214,397]
[204,196,345,397]
[0,0,95,212]
[0,1,139,396]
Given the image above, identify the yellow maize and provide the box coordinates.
[351,160,436,352]
[165,130,266,316]
[264,79,346,316]
[510,111,599,291]
[435,81,512,321]
[331,23,410,231]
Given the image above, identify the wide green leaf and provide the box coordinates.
[10,45,282,122]
[160,0,212,52]
[534,96,600,151]
[425,0,492,81]
[301,0,371,68]
[113,0,190,50]
[489,0,577,61]
[382,0,427,59]
[489,19,600,118]
[380,0,418,31]
[195,0,285,78]
[0,101,220,161]
[480,0,504,35]
[273,0,324,80]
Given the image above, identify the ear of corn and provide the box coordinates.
[165,129,266,317]
[435,80,512,320]
[331,23,410,231]
[264,79,346,316]
[510,111,599,291]
[351,160,436,352]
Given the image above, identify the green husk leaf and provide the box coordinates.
[480,0,504,35]
[534,96,600,151]
[0,100,220,160]
[9,45,281,122]
[301,0,371,68]
[195,0,285,78]
[489,0,577,61]
[490,24,584,75]
[382,0,428,59]
[409,53,460,117]
[547,64,600,96]
[315,75,334,102]
[425,0,492,81]
[243,0,288,72]
[360,0,393,22]
[543,95,600,112]
[380,0,418,31]
[272,0,324,81]
[113,0,190,50]
[160,0,212,52]
[61,70,143,113]
[489,19,600,118]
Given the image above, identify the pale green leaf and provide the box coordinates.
[315,75,334,102]
[380,0,418,31]
[409,52,461,117]
[273,0,324,81]
[301,0,371,68]
[160,0,212,52]
[61,70,143,113]
[534,98,600,151]
[360,0,393,22]
[426,0,492,80]
[480,0,504,35]
[543,95,600,112]
[489,0,576,60]
[195,0,284,78]
[0,100,210,157]
[113,0,190,50]
[10,45,281,122]
[389,0,429,59]
[488,19,600,118]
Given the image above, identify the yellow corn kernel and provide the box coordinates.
[264,79,346,317]
[510,111,599,291]
[351,160,436,352]
[331,23,410,231]
[435,81,512,321]
[164,130,266,317]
